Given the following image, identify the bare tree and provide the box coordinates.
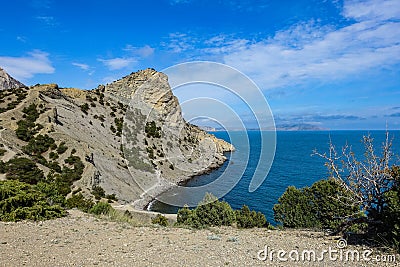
[313,131,396,228]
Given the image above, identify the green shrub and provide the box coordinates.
[16,120,38,141]
[56,142,68,154]
[176,193,235,228]
[15,104,41,141]
[49,151,59,160]
[381,166,400,252]
[106,193,118,201]
[114,117,123,136]
[23,134,55,155]
[22,103,40,122]
[92,185,106,200]
[0,180,65,221]
[90,201,112,215]
[145,121,161,138]
[34,181,65,207]
[66,193,94,212]
[177,205,192,225]
[80,103,90,114]
[4,157,44,184]
[273,186,318,228]
[235,205,267,228]
[152,214,169,226]
[273,179,360,229]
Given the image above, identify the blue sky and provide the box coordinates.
[0,0,399,130]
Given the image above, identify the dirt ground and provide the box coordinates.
[0,210,398,267]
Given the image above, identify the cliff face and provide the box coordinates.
[0,68,25,90]
[0,68,234,208]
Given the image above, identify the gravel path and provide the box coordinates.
[0,210,398,267]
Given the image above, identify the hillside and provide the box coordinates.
[0,68,234,209]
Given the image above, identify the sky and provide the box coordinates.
[0,0,399,130]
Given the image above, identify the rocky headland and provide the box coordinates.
[0,68,234,210]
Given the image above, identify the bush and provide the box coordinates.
[49,151,59,160]
[235,205,267,228]
[273,179,361,229]
[152,214,169,226]
[106,193,118,201]
[66,193,94,212]
[145,121,161,138]
[56,142,68,154]
[92,185,106,200]
[80,103,90,114]
[15,103,41,141]
[381,166,400,252]
[23,134,55,155]
[4,157,44,184]
[90,201,112,215]
[22,103,40,122]
[176,193,235,228]
[0,180,65,221]
[34,181,65,207]
[177,205,192,225]
[16,120,38,141]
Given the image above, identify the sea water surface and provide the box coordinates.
[150,130,400,223]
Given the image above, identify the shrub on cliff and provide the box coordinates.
[145,121,161,138]
[92,185,106,200]
[2,157,44,184]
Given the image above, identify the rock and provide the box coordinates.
[0,67,25,90]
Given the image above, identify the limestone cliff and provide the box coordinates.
[0,68,25,90]
[0,68,234,208]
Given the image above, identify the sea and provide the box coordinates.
[150,130,400,224]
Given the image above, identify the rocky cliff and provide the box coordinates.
[0,68,234,209]
[0,68,25,90]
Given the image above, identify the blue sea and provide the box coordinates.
[150,130,400,224]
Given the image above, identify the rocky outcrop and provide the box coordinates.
[0,68,25,90]
[106,69,234,207]
[0,68,234,209]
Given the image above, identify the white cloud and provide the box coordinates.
[165,33,197,53]
[16,36,27,43]
[98,57,136,70]
[0,50,55,80]
[343,0,400,21]
[72,62,89,71]
[123,44,154,57]
[35,16,58,27]
[192,0,400,90]
[169,0,190,5]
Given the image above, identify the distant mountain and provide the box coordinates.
[0,67,25,90]
[198,126,216,132]
[276,123,325,131]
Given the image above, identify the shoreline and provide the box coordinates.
[136,151,232,213]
